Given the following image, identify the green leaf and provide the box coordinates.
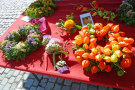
[71,47,75,50]
[58,50,68,55]
[75,25,82,29]
[117,70,124,76]
[53,53,56,70]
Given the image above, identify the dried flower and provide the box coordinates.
[42,35,51,46]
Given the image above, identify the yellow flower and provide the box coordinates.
[64,19,75,31]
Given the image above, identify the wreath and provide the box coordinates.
[0,24,42,61]
[72,23,135,76]
[117,0,135,25]
[24,0,56,18]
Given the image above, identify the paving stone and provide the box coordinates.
[98,86,108,90]
[29,74,35,79]
[57,78,64,84]
[64,79,72,86]
[54,84,62,90]
[19,71,25,75]
[23,73,30,81]
[6,70,14,78]
[15,75,22,82]
[62,85,70,90]
[49,76,57,83]
[24,79,34,88]
[88,85,97,90]
[1,78,8,85]
[43,75,50,79]
[0,67,5,74]
[13,70,20,77]
[4,68,10,74]
[37,86,44,90]
[17,80,23,89]
[0,73,6,80]
[10,83,17,90]
[71,83,80,90]
[3,83,11,90]
[33,79,39,87]
[37,74,43,80]
[30,86,36,90]
[46,82,55,89]
[39,81,47,88]
[80,83,88,90]
[8,77,15,83]
[0,85,4,89]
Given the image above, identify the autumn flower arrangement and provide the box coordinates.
[117,0,135,25]
[25,0,56,18]
[0,25,42,61]
[42,35,69,73]
[74,0,116,21]
[56,13,82,34]
[72,23,135,76]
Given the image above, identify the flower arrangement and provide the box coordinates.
[73,0,116,21]
[0,25,42,61]
[56,13,82,34]
[72,23,135,76]
[117,0,135,25]
[42,35,69,73]
[24,0,56,18]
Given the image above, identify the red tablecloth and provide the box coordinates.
[0,0,135,90]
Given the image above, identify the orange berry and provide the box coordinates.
[91,48,98,55]
[113,33,120,39]
[104,44,111,49]
[94,23,103,30]
[89,43,96,50]
[100,29,107,37]
[89,53,96,60]
[91,65,98,74]
[82,60,90,68]
[104,56,111,62]
[83,36,90,44]
[111,25,119,33]
[122,47,132,53]
[82,53,89,60]
[117,37,124,42]
[105,65,111,72]
[74,49,85,56]
[99,61,106,71]
[103,24,110,31]
[81,26,88,31]
[96,45,104,54]
[79,31,85,38]
[103,48,111,56]
[114,50,123,58]
[118,42,128,47]
[109,37,115,42]
[119,31,125,37]
[74,35,82,40]
[83,44,89,50]
[76,56,83,63]
[90,38,97,44]
[110,41,118,46]
[75,39,83,46]
[95,54,102,61]
[107,23,114,30]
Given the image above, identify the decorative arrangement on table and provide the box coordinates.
[56,13,82,34]
[0,25,42,61]
[73,0,116,21]
[42,35,69,73]
[24,0,56,18]
[117,0,135,25]
[72,23,135,76]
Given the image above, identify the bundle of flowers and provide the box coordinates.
[117,0,135,25]
[42,35,69,73]
[25,0,56,18]
[73,0,116,21]
[56,13,82,34]
[0,25,42,61]
[72,23,135,76]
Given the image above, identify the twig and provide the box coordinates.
[45,51,47,72]
[114,63,127,73]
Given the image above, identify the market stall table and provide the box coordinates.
[0,0,135,90]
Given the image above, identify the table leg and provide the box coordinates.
[32,73,40,81]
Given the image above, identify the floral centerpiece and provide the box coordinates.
[25,0,56,18]
[42,35,69,73]
[0,25,42,61]
[72,23,135,76]
[56,13,82,34]
[117,0,135,25]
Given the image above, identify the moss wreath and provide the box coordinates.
[0,24,42,61]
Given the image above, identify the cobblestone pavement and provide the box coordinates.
[0,0,120,90]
